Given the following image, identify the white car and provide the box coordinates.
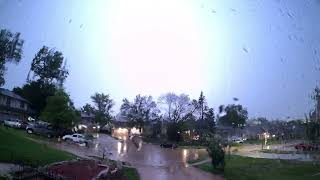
[62,133,87,143]
[4,119,22,128]
[229,136,245,143]
[233,138,244,143]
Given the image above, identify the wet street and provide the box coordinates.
[52,133,223,180]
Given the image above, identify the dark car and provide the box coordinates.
[26,122,71,138]
[160,143,177,149]
[295,143,319,151]
[19,121,29,129]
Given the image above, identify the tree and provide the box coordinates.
[29,46,68,86]
[13,80,57,117]
[120,95,160,131]
[81,103,95,115]
[219,104,248,128]
[197,108,215,142]
[159,93,195,122]
[91,93,114,125]
[0,29,24,86]
[198,91,206,121]
[158,92,177,121]
[40,89,79,129]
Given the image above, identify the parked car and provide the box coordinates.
[160,143,177,149]
[26,122,71,138]
[228,136,245,144]
[62,133,88,144]
[4,119,22,128]
[295,143,319,151]
[19,121,29,129]
[233,138,244,144]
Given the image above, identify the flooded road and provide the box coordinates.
[54,133,223,180]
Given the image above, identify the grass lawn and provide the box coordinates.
[244,139,300,145]
[196,155,320,180]
[123,167,140,180]
[0,127,75,166]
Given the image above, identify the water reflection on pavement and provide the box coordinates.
[54,133,223,180]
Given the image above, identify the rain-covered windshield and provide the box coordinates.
[0,1,320,180]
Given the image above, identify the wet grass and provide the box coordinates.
[244,139,299,145]
[196,155,320,180]
[0,126,75,166]
[123,167,140,180]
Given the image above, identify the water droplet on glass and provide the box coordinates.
[80,24,83,28]
[230,8,237,12]
[243,47,249,53]
[68,19,72,24]
[211,9,216,13]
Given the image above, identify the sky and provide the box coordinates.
[0,0,320,119]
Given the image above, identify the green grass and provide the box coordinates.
[123,167,140,180]
[0,127,75,166]
[244,139,298,145]
[260,149,293,154]
[196,155,320,180]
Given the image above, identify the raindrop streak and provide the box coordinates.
[287,12,293,19]
[68,19,72,24]
[80,24,83,28]
[230,8,237,13]
[211,9,216,13]
[243,47,249,53]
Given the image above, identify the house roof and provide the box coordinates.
[80,112,95,118]
[0,88,30,103]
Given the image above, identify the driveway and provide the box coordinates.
[51,134,223,180]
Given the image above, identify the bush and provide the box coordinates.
[207,139,225,170]
[166,122,182,142]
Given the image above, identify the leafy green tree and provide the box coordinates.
[91,93,114,125]
[198,91,206,121]
[81,103,95,115]
[40,89,79,128]
[13,80,57,117]
[0,29,24,86]
[219,104,248,128]
[29,46,68,86]
[196,108,216,142]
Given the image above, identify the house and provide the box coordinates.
[0,88,33,121]
[80,112,95,124]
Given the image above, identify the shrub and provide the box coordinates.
[207,139,225,170]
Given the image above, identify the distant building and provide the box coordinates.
[0,88,33,121]
[80,112,95,124]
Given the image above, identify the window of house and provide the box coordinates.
[20,101,25,108]
[6,97,11,106]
